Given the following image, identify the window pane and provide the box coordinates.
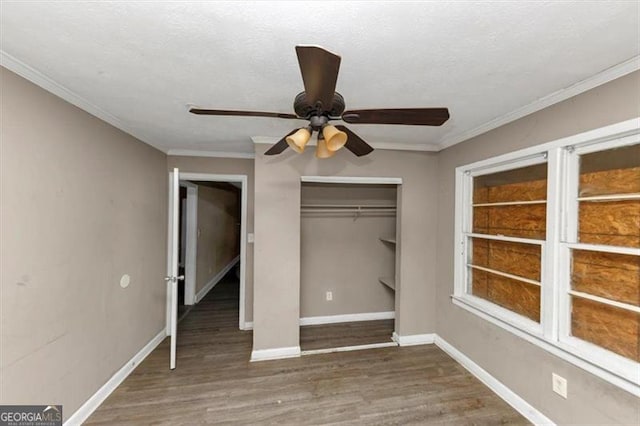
[473,163,547,239]
[571,250,640,306]
[579,144,640,197]
[578,144,640,248]
[579,200,640,248]
[471,237,541,281]
[470,268,540,322]
[571,296,640,362]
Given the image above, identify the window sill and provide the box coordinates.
[450,294,640,397]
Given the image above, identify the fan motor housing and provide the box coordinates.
[294,92,345,118]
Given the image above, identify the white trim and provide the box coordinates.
[195,256,240,303]
[299,311,395,326]
[182,183,198,305]
[300,176,403,185]
[167,149,255,159]
[169,168,180,370]
[179,172,246,183]
[0,51,156,150]
[466,233,545,246]
[64,329,166,426]
[438,56,640,150]
[165,173,174,337]
[301,342,397,356]
[564,242,640,256]
[241,321,253,330]
[434,336,555,425]
[391,332,436,346]
[467,264,541,287]
[472,200,546,207]
[250,346,301,362]
[569,290,640,314]
[451,297,640,397]
[251,136,439,152]
[577,193,640,202]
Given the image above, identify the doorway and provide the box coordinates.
[166,171,249,369]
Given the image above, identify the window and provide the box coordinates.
[454,119,640,395]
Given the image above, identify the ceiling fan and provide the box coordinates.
[189,45,450,158]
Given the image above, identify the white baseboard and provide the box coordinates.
[250,346,301,362]
[195,255,239,303]
[241,321,253,330]
[392,332,436,346]
[301,341,397,356]
[434,336,555,425]
[299,311,395,326]
[64,329,166,426]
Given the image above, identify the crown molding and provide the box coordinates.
[437,55,640,150]
[250,136,439,152]
[0,50,156,148]
[167,149,255,159]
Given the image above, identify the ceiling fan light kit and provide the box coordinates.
[315,134,336,159]
[286,127,312,153]
[322,124,348,152]
[189,45,450,158]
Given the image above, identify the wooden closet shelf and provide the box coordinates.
[379,277,396,291]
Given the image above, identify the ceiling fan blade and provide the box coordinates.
[342,108,450,126]
[295,45,341,111]
[334,125,374,157]
[264,128,300,156]
[189,108,299,120]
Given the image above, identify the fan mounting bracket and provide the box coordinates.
[294,91,345,119]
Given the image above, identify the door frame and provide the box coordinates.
[179,180,198,305]
[166,171,249,334]
[299,175,403,342]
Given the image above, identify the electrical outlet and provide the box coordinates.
[247,233,255,243]
[326,291,333,301]
[552,373,567,398]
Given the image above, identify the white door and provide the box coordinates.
[166,168,183,369]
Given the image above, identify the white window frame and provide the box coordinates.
[453,117,640,397]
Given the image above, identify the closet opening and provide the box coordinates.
[299,178,401,354]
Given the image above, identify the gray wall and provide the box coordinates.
[436,70,640,424]
[195,185,240,294]
[253,148,438,351]
[0,67,167,419]
[300,184,396,317]
[167,156,254,322]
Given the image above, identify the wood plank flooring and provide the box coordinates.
[300,320,395,351]
[86,273,528,425]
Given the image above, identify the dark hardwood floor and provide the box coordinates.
[300,319,395,351]
[86,273,528,425]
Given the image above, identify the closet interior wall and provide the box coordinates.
[300,183,397,319]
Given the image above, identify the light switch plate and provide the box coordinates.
[247,233,255,243]
[552,373,567,398]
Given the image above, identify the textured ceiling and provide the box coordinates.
[1,1,638,155]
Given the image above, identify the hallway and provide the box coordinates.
[86,274,526,425]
